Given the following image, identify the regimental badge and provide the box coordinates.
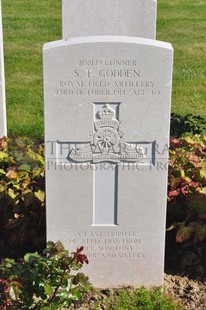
[68,104,145,164]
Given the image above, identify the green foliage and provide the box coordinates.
[1,134,206,261]
[0,137,46,259]
[167,135,206,243]
[170,113,206,137]
[0,241,90,309]
[103,287,183,310]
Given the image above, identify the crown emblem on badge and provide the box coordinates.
[94,104,120,133]
[97,104,115,120]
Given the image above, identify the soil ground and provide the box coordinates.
[71,274,206,310]
[164,274,206,310]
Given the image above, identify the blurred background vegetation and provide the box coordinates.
[1,0,206,137]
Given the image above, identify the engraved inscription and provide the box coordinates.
[69,231,145,260]
[77,59,138,67]
[54,58,160,97]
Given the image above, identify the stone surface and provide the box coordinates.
[0,0,6,137]
[62,0,157,39]
[44,36,173,288]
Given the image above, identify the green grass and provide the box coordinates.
[103,287,183,310]
[2,0,62,137]
[86,287,183,310]
[157,0,206,117]
[1,0,206,137]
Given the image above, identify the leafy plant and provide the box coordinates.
[1,134,206,259]
[0,241,90,309]
[102,287,183,310]
[0,136,45,259]
[167,135,206,244]
[170,113,206,138]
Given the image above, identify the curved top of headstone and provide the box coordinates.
[62,0,157,39]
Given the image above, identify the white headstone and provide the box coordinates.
[0,0,6,137]
[44,36,173,288]
[62,0,157,39]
